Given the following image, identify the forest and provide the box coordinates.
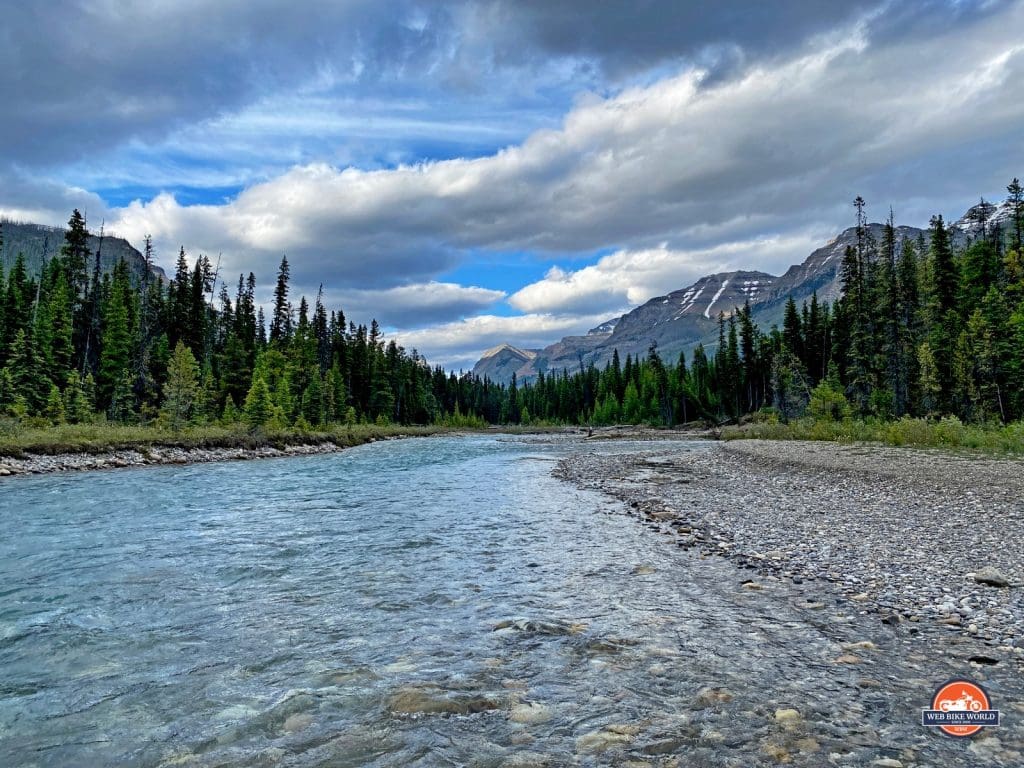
[0,179,1022,434]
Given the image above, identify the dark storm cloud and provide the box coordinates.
[3,0,981,171]
[0,0,461,167]
[477,0,878,77]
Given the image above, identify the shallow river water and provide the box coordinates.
[0,435,1017,766]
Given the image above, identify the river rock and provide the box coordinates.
[509,702,552,724]
[576,727,635,754]
[282,713,313,732]
[693,687,733,708]
[774,708,802,728]
[974,566,1010,588]
[386,684,500,715]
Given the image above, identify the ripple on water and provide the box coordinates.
[3,436,1010,767]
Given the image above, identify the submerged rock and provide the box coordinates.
[385,684,501,716]
[575,725,637,754]
[508,702,552,724]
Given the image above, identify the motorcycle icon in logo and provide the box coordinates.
[939,691,984,713]
[922,679,1001,737]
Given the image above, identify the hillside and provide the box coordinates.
[0,220,166,285]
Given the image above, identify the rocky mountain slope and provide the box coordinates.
[0,220,166,284]
[474,201,1008,383]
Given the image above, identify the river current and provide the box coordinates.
[0,435,1005,766]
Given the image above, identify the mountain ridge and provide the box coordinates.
[473,203,1005,383]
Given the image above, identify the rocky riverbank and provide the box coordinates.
[558,439,1024,656]
[0,439,366,477]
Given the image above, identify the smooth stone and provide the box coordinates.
[974,567,1010,588]
[282,713,313,733]
[774,708,802,728]
[386,685,500,715]
[693,687,734,708]
[509,702,552,724]
[576,729,634,754]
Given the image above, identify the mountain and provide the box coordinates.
[954,198,1018,237]
[473,205,996,383]
[0,220,166,285]
[472,344,539,382]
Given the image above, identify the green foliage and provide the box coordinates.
[808,365,851,421]
[243,375,274,430]
[724,416,1024,455]
[6,189,1024,442]
[44,383,65,424]
[162,342,199,431]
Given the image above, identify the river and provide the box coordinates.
[0,435,1014,766]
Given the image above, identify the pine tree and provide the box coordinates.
[162,341,198,430]
[97,265,133,410]
[269,255,291,345]
[63,372,91,423]
[46,272,75,383]
[301,373,326,426]
[44,383,65,424]
[4,327,50,413]
[222,394,241,423]
[0,368,14,415]
[60,209,90,299]
[1007,178,1023,255]
[109,370,136,423]
[244,375,274,430]
[168,247,190,348]
[782,296,803,361]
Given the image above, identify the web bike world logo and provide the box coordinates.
[922,679,1001,737]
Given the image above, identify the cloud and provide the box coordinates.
[3,0,1022,371]
[508,233,829,315]
[0,0,893,171]
[103,2,1024,293]
[470,0,883,79]
[0,171,106,228]
[324,281,505,327]
[391,311,617,370]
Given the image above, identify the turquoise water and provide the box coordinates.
[1,436,724,766]
[2,434,978,767]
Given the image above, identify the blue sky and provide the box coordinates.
[1,0,1023,369]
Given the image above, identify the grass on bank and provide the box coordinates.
[722,413,1024,455]
[0,419,447,458]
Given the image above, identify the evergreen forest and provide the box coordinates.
[1,179,1023,434]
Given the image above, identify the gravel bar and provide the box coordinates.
[557,438,1024,656]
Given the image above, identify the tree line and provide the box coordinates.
[499,180,1024,427]
[0,211,502,429]
[1,179,1021,431]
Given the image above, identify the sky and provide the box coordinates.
[2,0,1023,370]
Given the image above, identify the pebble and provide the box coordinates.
[0,441,352,477]
[556,440,1024,649]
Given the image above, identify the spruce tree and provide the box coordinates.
[1007,178,1023,255]
[60,209,90,299]
[269,255,291,345]
[97,267,133,410]
[244,375,273,429]
[4,328,50,413]
[162,341,199,430]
